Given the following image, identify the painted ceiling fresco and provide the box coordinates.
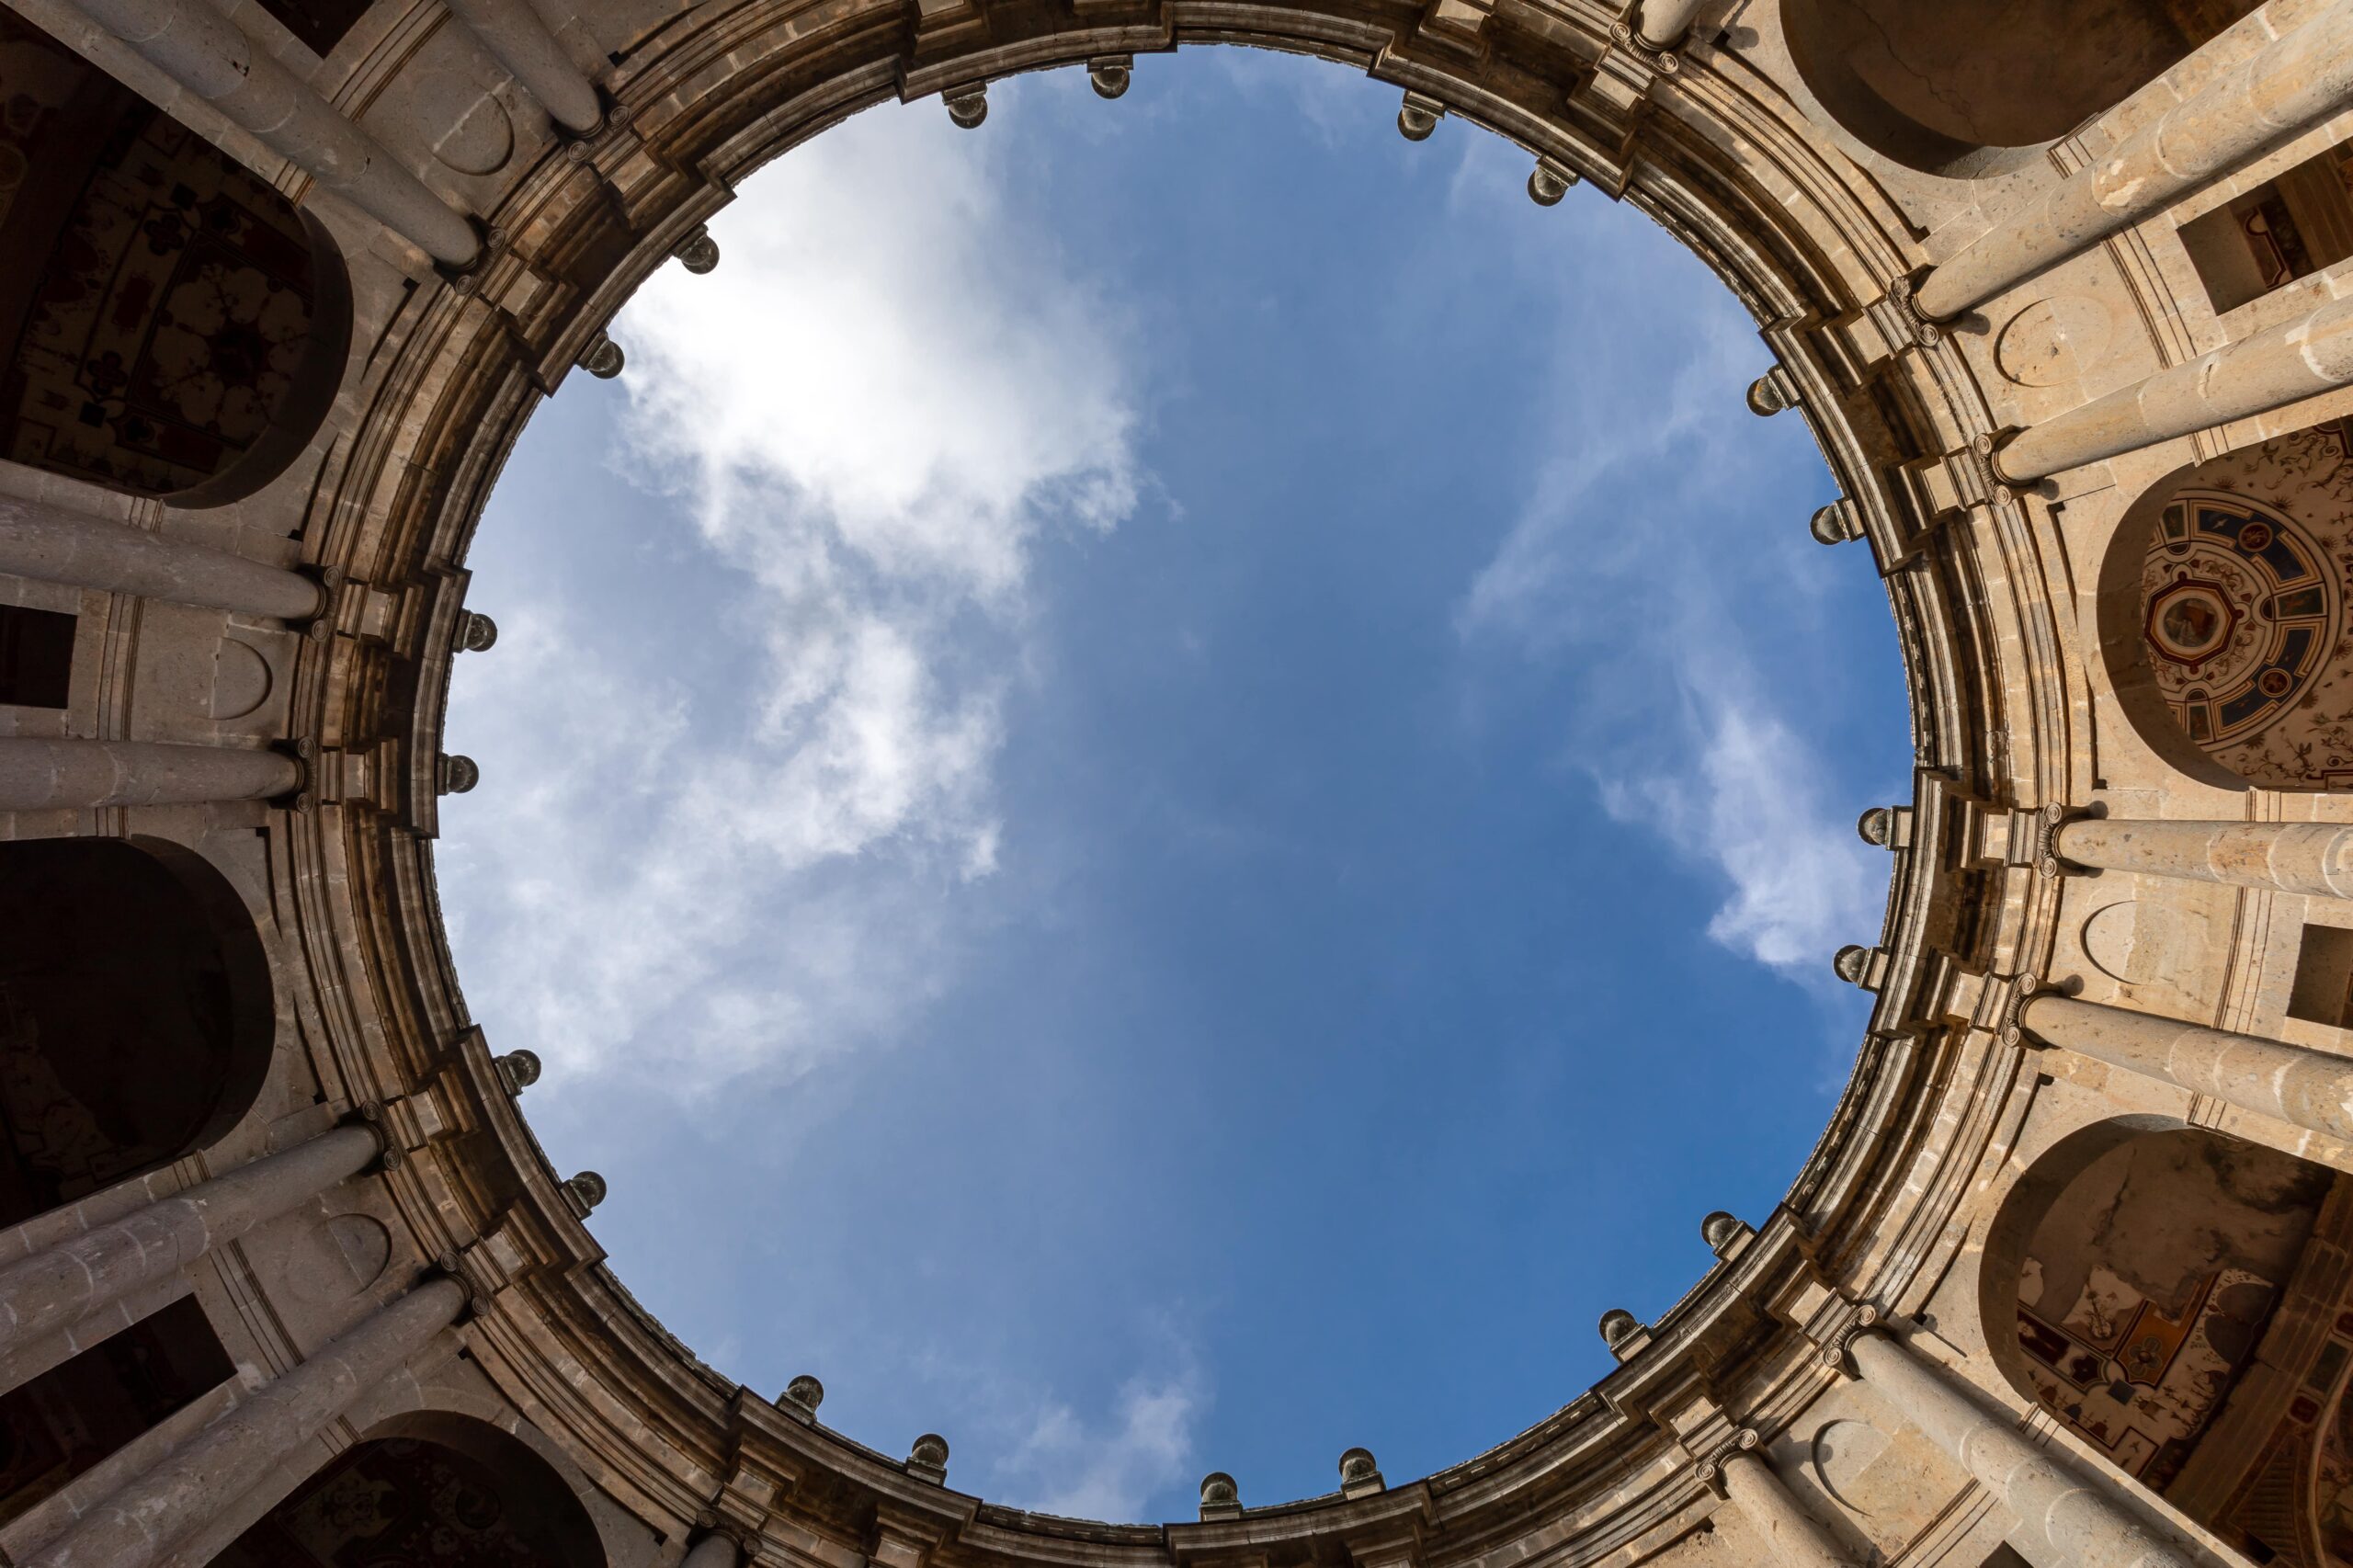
[2014,1132,2327,1491]
[0,10,324,500]
[2142,419,2353,787]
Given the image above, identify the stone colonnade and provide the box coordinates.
[2052,818,2353,898]
[1692,1328,2208,1567]
[0,495,324,620]
[685,1536,745,1568]
[55,0,611,263]
[1995,289,2353,482]
[442,0,603,133]
[2014,816,2353,1147]
[1708,1443,1858,1567]
[63,0,482,263]
[1632,0,1707,49]
[0,739,299,811]
[1846,1332,2196,1568]
[1915,2,2353,321]
[2020,993,2353,1142]
[27,1276,467,1568]
[0,1126,382,1390]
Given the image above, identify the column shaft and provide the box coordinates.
[28,1276,467,1568]
[0,1126,380,1378]
[1848,1332,2194,1568]
[0,740,299,812]
[2022,993,2353,1142]
[1995,291,2353,482]
[1634,0,1706,48]
[1718,1450,1857,1568]
[67,0,478,265]
[2055,817,2353,898]
[683,1536,745,1568]
[443,0,601,132]
[1915,2,2353,321]
[0,495,322,620]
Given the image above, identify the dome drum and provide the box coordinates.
[0,0,2350,1564]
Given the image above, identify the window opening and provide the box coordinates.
[0,607,73,710]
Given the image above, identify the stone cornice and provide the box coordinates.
[271,0,2073,1558]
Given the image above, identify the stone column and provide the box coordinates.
[682,1535,744,1568]
[27,1276,467,1568]
[1995,290,2353,482]
[1633,0,1706,47]
[1915,2,2353,321]
[64,0,479,265]
[0,740,299,812]
[0,1125,380,1381]
[1716,1449,1857,1568]
[443,0,601,133]
[0,495,323,620]
[2021,993,2353,1142]
[2053,817,2353,898]
[1847,1331,2195,1568]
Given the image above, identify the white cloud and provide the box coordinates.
[442,92,1142,1086]
[1452,198,1887,986]
[1595,690,1882,974]
[998,1372,1203,1522]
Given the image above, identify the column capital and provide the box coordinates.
[1691,1427,1757,1485]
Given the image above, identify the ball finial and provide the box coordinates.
[563,1170,608,1213]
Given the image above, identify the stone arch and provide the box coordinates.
[2096,415,2353,791]
[1779,0,2264,176]
[210,1409,610,1567]
[346,1382,651,1567]
[1978,1116,2341,1554]
[0,8,352,508]
[0,836,276,1228]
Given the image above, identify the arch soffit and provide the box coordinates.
[122,835,286,1153]
[358,1403,618,1564]
[271,0,2091,1551]
[1975,1112,2195,1411]
[0,834,284,1164]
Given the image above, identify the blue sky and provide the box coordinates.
[438,51,1908,1524]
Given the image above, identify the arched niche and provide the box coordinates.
[0,836,275,1228]
[0,9,351,508]
[210,1411,609,1568]
[1779,0,2263,176]
[2096,415,2353,791]
[1979,1118,2345,1559]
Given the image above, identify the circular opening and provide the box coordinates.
[442,57,1909,1517]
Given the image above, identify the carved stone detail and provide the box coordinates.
[578,330,625,379]
[1397,92,1445,141]
[562,1170,608,1215]
[1088,55,1132,97]
[945,84,988,128]
[494,1049,541,1094]
[673,223,721,274]
[906,1432,950,1483]
[1528,158,1577,205]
